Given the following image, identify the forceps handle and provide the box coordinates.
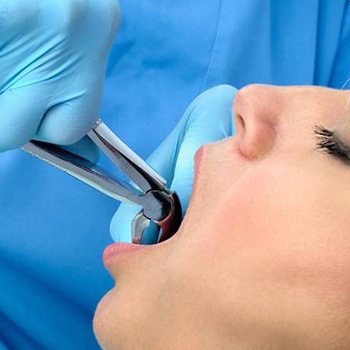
[21,119,183,244]
[22,139,145,206]
[89,120,167,193]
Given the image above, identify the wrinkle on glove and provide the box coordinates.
[0,0,121,160]
[110,84,238,243]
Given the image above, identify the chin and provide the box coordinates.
[93,289,117,349]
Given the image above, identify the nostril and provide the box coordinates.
[235,114,246,135]
[240,120,276,160]
[234,85,278,160]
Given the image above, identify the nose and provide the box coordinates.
[234,84,279,159]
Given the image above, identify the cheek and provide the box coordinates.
[203,166,350,294]
[203,168,277,245]
[185,140,246,232]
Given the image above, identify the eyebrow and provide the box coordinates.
[314,125,350,166]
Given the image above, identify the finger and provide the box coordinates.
[60,136,100,164]
[35,92,100,145]
[0,87,46,152]
[171,85,238,213]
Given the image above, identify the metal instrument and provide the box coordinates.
[22,119,182,244]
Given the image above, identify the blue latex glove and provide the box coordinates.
[111,85,238,243]
[0,0,121,162]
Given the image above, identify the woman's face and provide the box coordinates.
[94,85,350,350]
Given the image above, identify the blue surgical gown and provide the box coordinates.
[0,0,349,348]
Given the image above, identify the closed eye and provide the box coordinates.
[314,125,350,166]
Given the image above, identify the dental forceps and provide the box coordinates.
[22,119,182,244]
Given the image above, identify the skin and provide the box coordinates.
[94,85,350,350]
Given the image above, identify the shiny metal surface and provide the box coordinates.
[89,120,166,192]
[132,212,151,245]
[22,140,144,206]
[22,119,182,244]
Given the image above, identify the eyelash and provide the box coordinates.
[314,125,350,165]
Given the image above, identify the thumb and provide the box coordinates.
[33,90,102,163]
[35,92,100,146]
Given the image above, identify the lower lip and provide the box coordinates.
[103,243,146,266]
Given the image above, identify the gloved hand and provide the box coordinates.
[111,85,238,244]
[0,0,121,162]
